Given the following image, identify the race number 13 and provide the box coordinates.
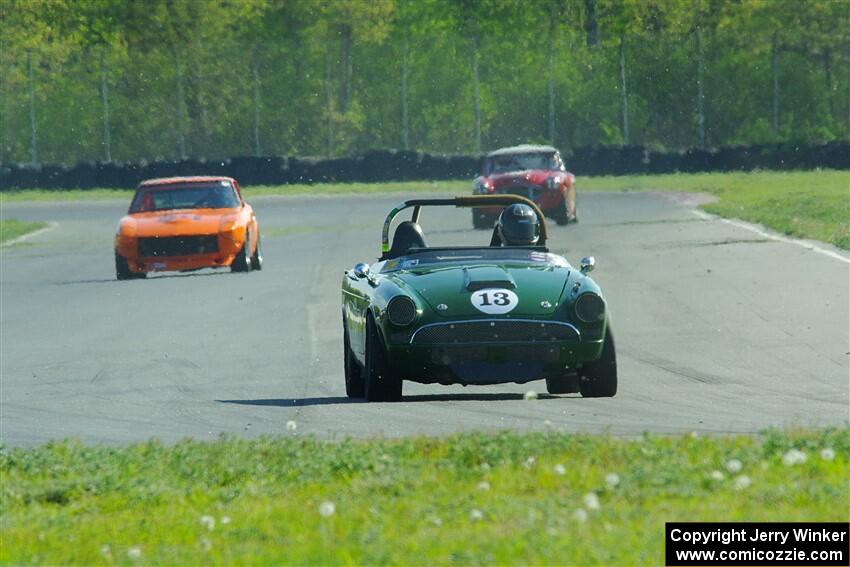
[471,288,519,315]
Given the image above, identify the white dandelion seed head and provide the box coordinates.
[319,501,336,517]
[583,492,600,511]
[546,526,558,536]
[572,508,588,523]
[733,475,752,491]
[710,470,725,481]
[469,508,484,521]
[524,390,538,400]
[100,545,111,557]
[726,459,743,473]
[427,514,442,527]
[480,462,491,471]
[782,449,807,466]
[690,431,700,439]
[553,464,566,476]
[820,448,835,461]
[285,420,297,432]
[200,537,212,552]
[477,481,490,491]
[220,515,231,525]
[544,419,553,428]
[524,456,536,469]
[200,515,215,531]
[605,473,620,488]
[127,546,142,560]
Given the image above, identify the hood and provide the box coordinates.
[123,208,239,237]
[391,263,570,318]
[488,170,555,189]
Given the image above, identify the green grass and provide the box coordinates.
[1,170,847,248]
[581,170,850,249]
[0,219,48,244]
[2,429,847,565]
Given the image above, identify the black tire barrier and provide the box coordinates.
[1,142,847,191]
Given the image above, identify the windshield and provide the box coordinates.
[129,182,241,213]
[490,153,558,174]
[381,247,565,272]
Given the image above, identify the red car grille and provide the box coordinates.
[138,235,219,257]
[411,320,579,345]
[504,186,543,201]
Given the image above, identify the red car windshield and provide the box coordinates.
[130,183,240,213]
[490,153,558,174]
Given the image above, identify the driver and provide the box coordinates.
[490,203,540,246]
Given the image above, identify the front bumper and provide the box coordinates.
[114,232,243,273]
[383,318,604,385]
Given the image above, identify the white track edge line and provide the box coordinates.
[691,209,849,264]
[1,221,58,247]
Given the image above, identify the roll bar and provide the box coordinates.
[381,195,548,256]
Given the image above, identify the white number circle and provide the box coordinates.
[470,288,518,315]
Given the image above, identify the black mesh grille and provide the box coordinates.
[138,235,219,257]
[387,297,417,326]
[412,320,578,345]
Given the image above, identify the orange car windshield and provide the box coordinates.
[130,183,240,213]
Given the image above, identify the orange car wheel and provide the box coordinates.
[250,234,263,271]
[115,253,145,281]
[230,231,252,273]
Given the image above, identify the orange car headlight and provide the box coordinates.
[219,214,239,233]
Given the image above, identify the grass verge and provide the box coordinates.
[2,429,847,565]
[1,170,847,248]
[581,170,850,249]
[0,219,48,244]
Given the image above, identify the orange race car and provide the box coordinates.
[114,176,262,280]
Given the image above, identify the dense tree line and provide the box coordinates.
[1,0,848,165]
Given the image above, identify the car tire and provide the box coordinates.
[579,328,618,398]
[545,374,579,395]
[472,211,493,230]
[230,230,252,273]
[250,233,263,271]
[343,323,365,398]
[365,316,402,402]
[553,194,571,225]
[115,253,145,280]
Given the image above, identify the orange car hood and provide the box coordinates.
[125,208,239,237]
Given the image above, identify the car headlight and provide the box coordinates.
[546,176,559,190]
[219,214,239,233]
[387,296,417,326]
[474,181,489,194]
[575,293,605,323]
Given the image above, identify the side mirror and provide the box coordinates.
[579,256,595,275]
[353,263,370,278]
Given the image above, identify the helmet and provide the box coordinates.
[496,203,540,245]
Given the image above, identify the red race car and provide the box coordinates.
[471,145,577,229]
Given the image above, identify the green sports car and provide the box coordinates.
[341,195,617,402]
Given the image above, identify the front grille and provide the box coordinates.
[138,235,219,257]
[505,186,542,201]
[411,320,579,345]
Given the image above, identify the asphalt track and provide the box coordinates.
[1,192,848,446]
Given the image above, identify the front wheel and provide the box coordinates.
[365,316,402,402]
[115,253,145,280]
[579,328,617,397]
[230,231,252,272]
[250,234,263,271]
[343,324,365,398]
[545,373,579,395]
[553,193,577,225]
[472,211,494,230]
